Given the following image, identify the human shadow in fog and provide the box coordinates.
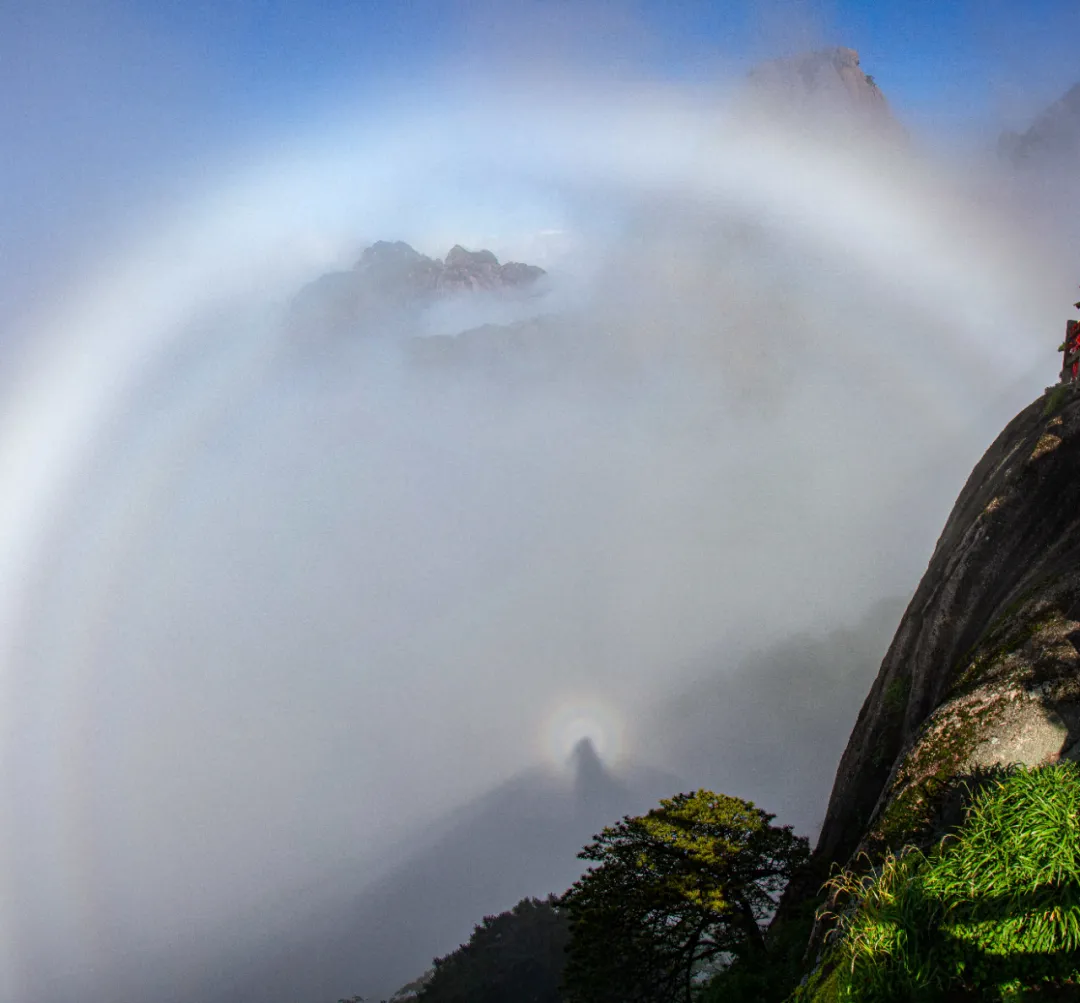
[188,739,681,1003]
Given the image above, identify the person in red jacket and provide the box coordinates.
[1060,295,1080,383]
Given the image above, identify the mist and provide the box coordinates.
[2,5,1080,1002]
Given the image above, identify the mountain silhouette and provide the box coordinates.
[177,747,681,1003]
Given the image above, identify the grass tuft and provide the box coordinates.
[1042,384,1070,418]
[819,762,1080,1001]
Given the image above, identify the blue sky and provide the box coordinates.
[3,0,1079,322]
[117,0,1080,132]
[9,0,1080,143]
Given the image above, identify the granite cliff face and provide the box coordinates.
[813,387,1080,882]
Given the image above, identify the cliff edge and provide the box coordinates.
[815,386,1080,879]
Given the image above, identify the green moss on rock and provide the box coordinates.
[868,690,1009,854]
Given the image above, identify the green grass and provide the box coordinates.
[1042,384,1070,418]
[817,763,1080,1002]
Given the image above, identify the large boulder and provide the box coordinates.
[766,386,1080,981]
[816,386,1080,877]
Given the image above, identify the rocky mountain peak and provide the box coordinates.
[438,243,544,292]
[744,46,895,131]
[288,240,547,339]
[357,240,427,268]
[445,244,498,268]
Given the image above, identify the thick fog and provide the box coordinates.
[3,8,1080,1002]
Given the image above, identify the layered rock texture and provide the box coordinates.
[814,386,1080,881]
[288,240,546,339]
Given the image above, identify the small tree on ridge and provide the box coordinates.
[560,790,809,1003]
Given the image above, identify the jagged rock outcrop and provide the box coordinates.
[744,47,896,132]
[1000,82,1080,165]
[814,387,1080,880]
[438,244,545,291]
[288,241,546,339]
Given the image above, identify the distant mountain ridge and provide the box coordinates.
[190,741,680,1003]
[1000,81,1080,164]
[288,241,547,340]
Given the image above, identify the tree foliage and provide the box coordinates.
[560,790,810,1003]
[413,895,569,1003]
